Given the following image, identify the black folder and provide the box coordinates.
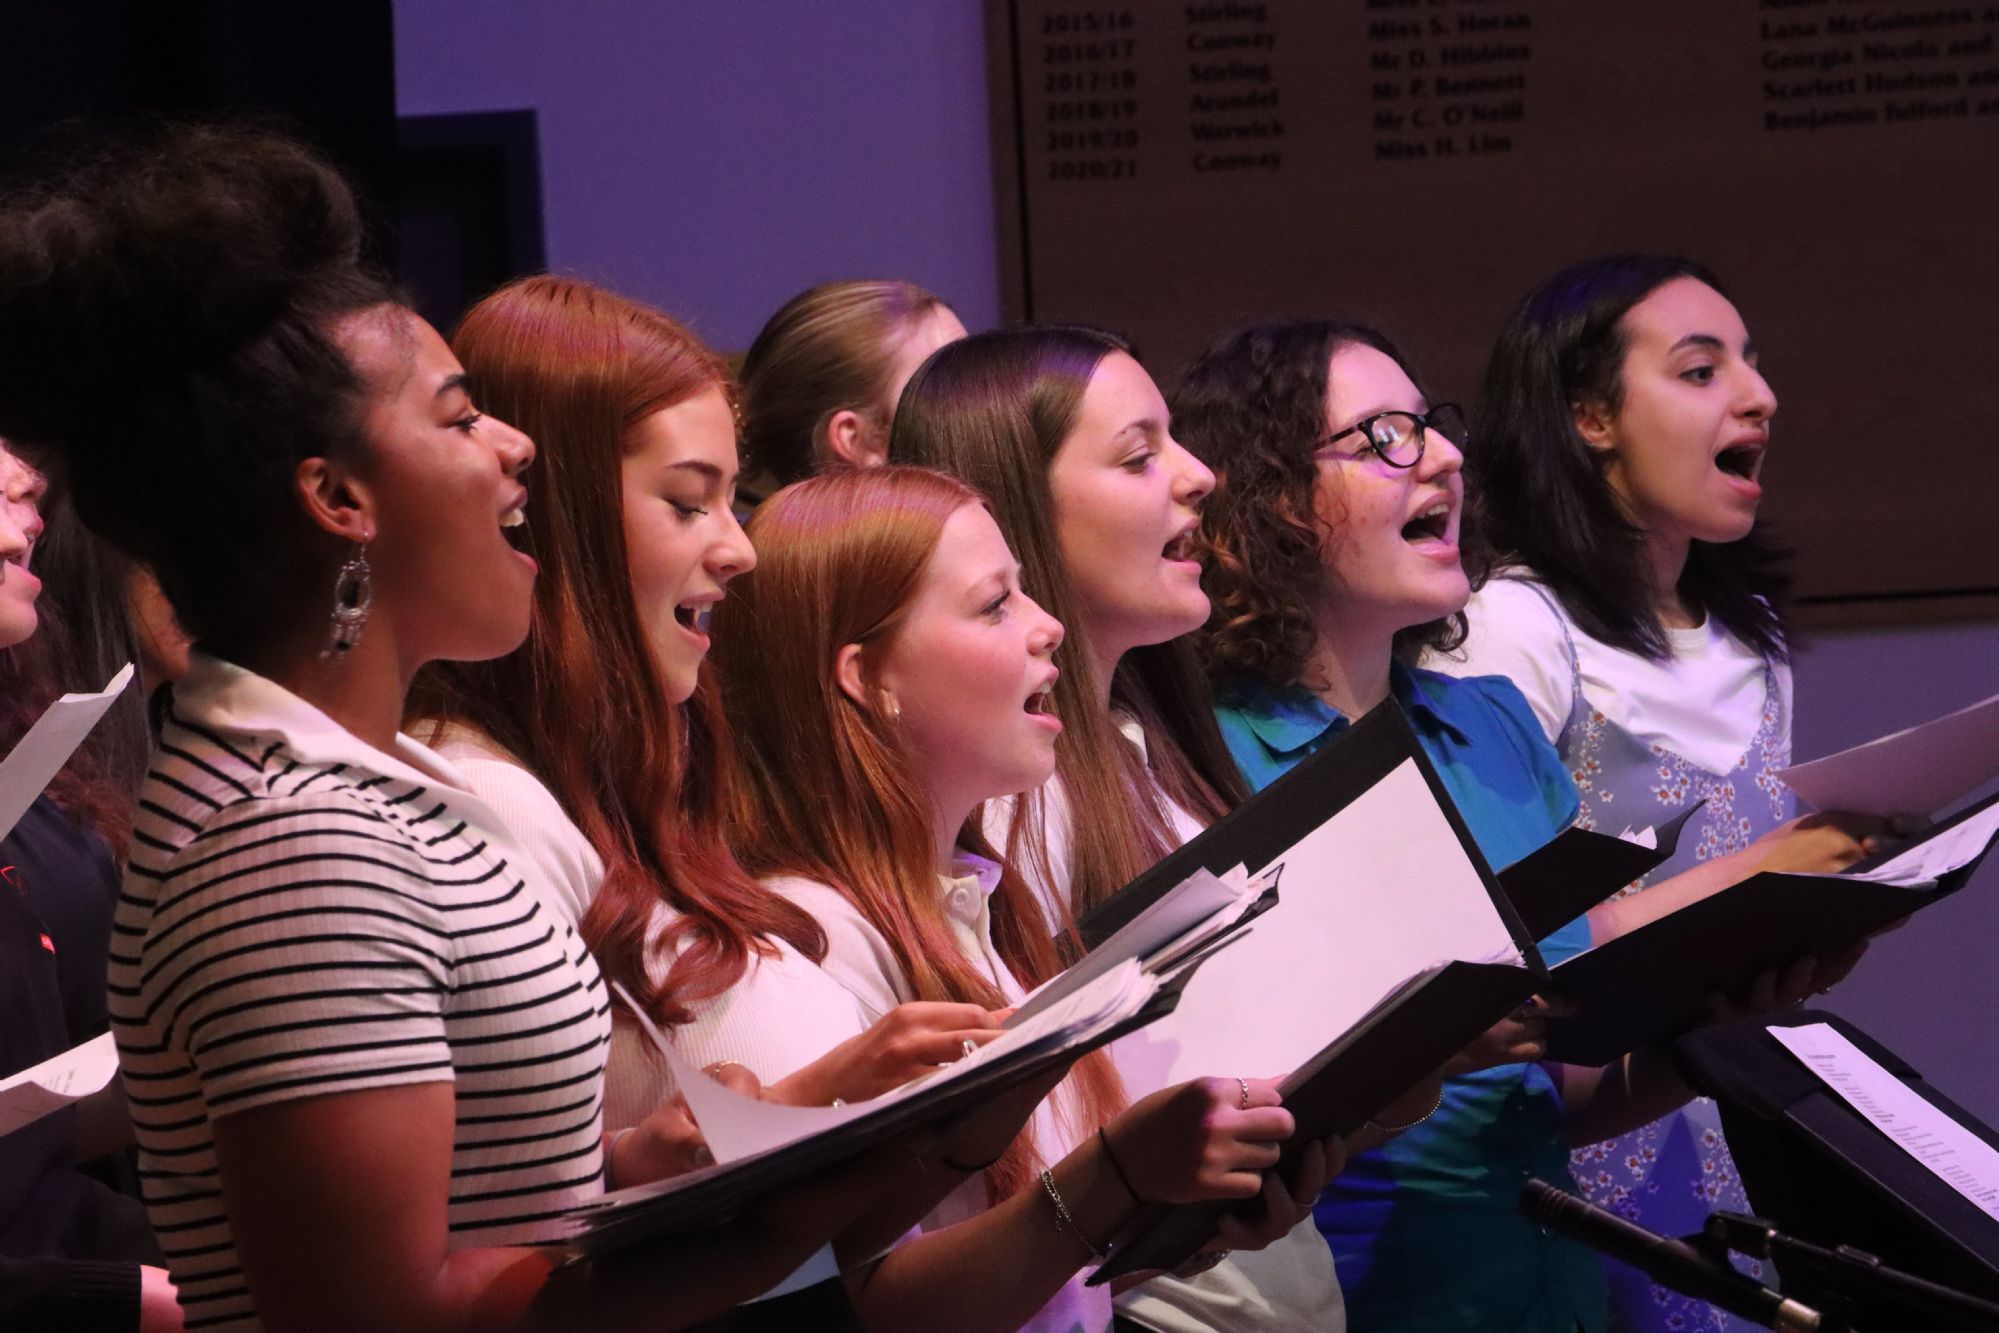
[1493,802,1699,941]
[1545,790,1999,1067]
[560,956,1210,1260]
[1087,701,1641,1281]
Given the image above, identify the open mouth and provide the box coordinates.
[1715,443,1764,481]
[1162,529,1198,563]
[673,601,715,636]
[500,493,529,550]
[1024,674,1058,717]
[1400,499,1452,543]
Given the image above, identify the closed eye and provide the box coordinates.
[453,411,485,432]
[671,501,709,519]
[982,590,1011,618]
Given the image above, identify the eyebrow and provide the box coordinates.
[433,372,473,401]
[664,460,731,482]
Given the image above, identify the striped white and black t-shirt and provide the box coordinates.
[108,656,611,1332]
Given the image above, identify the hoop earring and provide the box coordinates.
[321,541,373,660]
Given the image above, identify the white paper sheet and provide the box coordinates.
[1009,865,1250,1027]
[0,1032,120,1136]
[1111,757,1523,1094]
[1770,1022,1999,1222]
[1834,799,1999,888]
[1780,690,1999,818]
[0,664,135,841]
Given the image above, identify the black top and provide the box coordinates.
[0,795,148,1330]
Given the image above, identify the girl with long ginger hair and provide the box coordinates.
[413,276,1030,1197]
[712,466,1328,1333]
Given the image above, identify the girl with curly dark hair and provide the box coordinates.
[1175,317,1875,1333]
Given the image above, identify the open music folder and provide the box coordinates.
[555,943,1230,1259]
[1544,788,1999,1066]
[1085,700,1679,1282]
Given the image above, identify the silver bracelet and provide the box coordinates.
[1040,1169,1109,1264]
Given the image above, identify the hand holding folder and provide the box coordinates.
[1542,790,1999,1067]
[557,940,1223,1258]
[1082,702,1676,1281]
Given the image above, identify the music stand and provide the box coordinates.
[1675,1010,1999,1329]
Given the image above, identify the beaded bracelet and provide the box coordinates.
[1040,1169,1109,1264]
[1365,1082,1445,1134]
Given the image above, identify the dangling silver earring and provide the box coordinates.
[321,541,373,659]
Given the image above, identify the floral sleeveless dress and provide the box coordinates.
[1525,586,1792,1333]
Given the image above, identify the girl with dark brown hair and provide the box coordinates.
[889,328,1366,1333]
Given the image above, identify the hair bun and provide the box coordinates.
[0,123,368,447]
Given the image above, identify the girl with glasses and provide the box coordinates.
[1176,316,1872,1332]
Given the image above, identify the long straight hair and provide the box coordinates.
[1466,254,1791,661]
[409,274,824,1028]
[889,327,1246,925]
[715,466,1125,1202]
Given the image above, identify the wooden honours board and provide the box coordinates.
[987,0,1999,613]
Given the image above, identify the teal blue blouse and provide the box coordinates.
[1216,664,1608,1333]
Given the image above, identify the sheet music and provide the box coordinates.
[1770,1022,1999,1223]
[1834,799,1999,888]
[1113,757,1523,1093]
[0,1032,120,1136]
[0,664,135,841]
[1780,690,1999,818]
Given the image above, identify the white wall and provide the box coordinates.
[394,0,1002,350]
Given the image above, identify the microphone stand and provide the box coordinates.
[1520,1179,1829,1331]
[1703,1211,1999,1333]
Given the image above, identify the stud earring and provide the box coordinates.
[882,693,902,723]
[321,539,373,660]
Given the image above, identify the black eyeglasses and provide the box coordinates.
[1316,403,1468,468]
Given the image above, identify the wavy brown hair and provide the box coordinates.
[409,274,824,1029]
[890,328,1246,924]
[1173,319,1466,693]
[715,466,1125,1203]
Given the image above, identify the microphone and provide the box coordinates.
[1520,1180,1825,1332]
